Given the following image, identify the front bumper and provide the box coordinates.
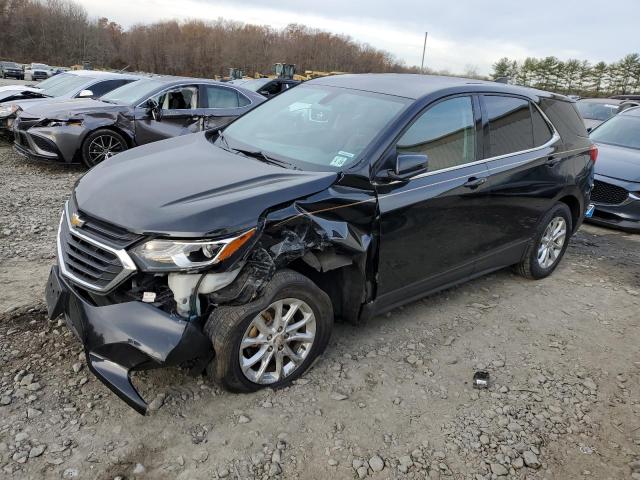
[587,202,640,232]
[45,265,214,414]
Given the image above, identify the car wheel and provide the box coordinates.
[81,129,127,168]
[204,269,333,393]
[515,203,572,280]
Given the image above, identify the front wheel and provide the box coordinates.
[81,129,128,168]
[204,269,333,392]
[515,203,572,279]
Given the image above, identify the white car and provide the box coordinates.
[24,63,52,81]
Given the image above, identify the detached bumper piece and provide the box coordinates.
[45,266,214,414]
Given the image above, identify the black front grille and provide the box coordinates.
[60,215,126,291]
[591,180,629,205]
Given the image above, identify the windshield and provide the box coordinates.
[36,73,72,89]
[32,64,48,69]
[590,114,640,150]
[1,62,20,69]
[576,101,620,121]
[222,84,410,171]
[101,79,167,105]
[41,74,95,97]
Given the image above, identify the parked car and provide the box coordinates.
[0,70,141,135]
[228,77,300,97]
[586,106,640,231]
[13,77,264,166]
[610,95,640,101]
[44,74,594,414]
[575,98,640,130]
[0,61,24,80]
[24,63,52,81]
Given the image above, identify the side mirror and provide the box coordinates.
[78,89,94,98]
[388,153,429,180]
[586,127,593,133]
[146,99,162,121]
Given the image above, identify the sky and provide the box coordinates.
[78,0,639,75]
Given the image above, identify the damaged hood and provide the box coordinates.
[0,85,45,103]
[74,132,339,237]
[19,98,127,120]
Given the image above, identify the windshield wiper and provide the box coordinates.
[215,131,300,170]
[216,130,233,152]
[233,147,301,170]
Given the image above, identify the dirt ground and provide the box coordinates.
[1,141,639,480]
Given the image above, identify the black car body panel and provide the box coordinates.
[74,132,339,237]
[45,74,594,413]
[13,78,265,164]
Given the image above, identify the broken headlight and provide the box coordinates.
[130,229,256,272]
[0,104,18,118]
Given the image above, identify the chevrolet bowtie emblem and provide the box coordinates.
[70,212,85,228]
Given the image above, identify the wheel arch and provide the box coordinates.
[557,193,582,233]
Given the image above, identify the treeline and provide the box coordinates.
[492,54,640,96]
[0,0,419,76]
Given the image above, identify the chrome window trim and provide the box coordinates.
[57,201,137,293]
[386,97,566,183]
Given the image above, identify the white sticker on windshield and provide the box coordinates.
[338,150,355,158]
[330,155,348,167]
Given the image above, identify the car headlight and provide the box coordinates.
[130,228,256,271]
[41,119,82,128]
[0,104,18,118]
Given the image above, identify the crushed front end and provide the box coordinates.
[46,200,217,414]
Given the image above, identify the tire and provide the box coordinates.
[204,269,333,393]
[81,129,128,168]
[515,203,572,280]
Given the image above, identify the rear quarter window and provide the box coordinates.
[539,98,589,142]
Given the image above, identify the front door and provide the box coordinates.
[134,84,201,145]
[375,95,491,310]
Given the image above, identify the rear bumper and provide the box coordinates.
[46,265,214,414]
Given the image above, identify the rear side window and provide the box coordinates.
[396,96,476,172]
[539,98,588,140]
[484,96,533,157]
[202,86,249,108]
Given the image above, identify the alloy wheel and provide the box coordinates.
[537,216,567,269]
[239,298,316,384]
[87,134,125,165]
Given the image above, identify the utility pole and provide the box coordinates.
[420,32,428,73]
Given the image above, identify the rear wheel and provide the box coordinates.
[81,129,127,168]
[515,203,572,279]
[204,269,333,392]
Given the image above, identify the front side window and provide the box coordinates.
[484,95,533,157]
[222,84,409,172]
[151,86,198,110]
[396,96,476,172]
[87,79,132,98]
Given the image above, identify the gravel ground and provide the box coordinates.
[1,141,640,480]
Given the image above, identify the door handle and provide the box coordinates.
[463,177,487,189]
[546,155,560,167]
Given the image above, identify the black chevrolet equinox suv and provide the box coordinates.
[46,74,595,413]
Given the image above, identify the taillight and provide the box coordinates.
[589,144,598,163]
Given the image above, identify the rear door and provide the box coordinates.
[473,94,563,272]
[375,95,492,309]
[199,84,253,130]
[134,84,201,144]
